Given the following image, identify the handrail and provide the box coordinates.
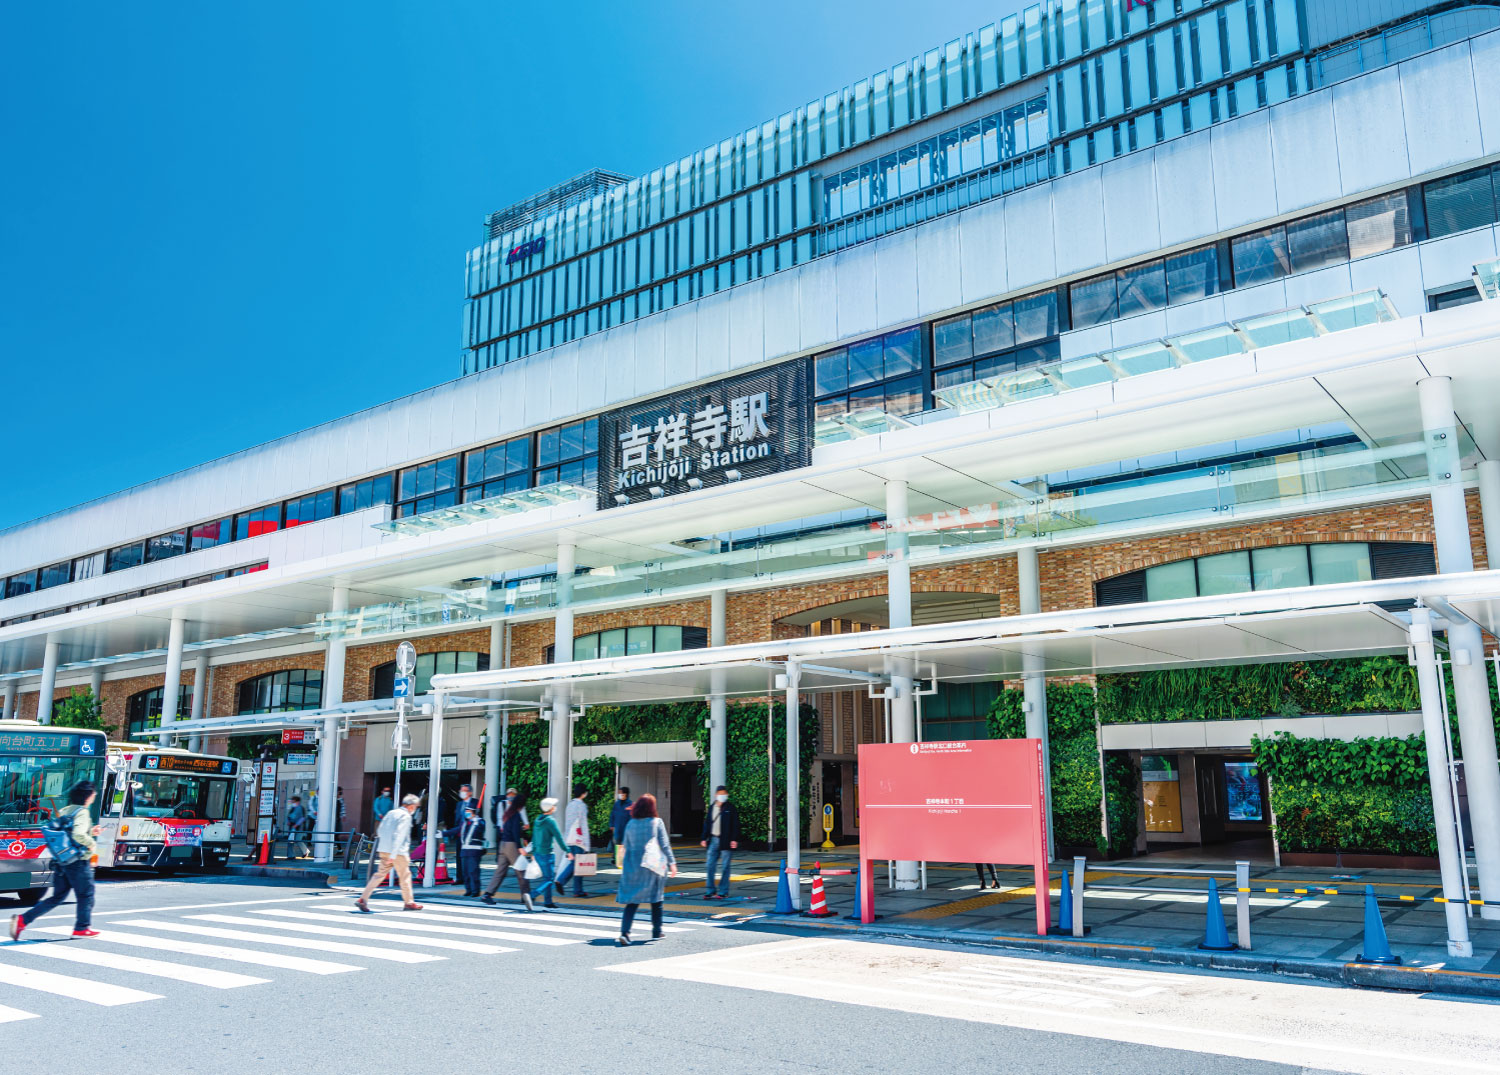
[1071,855,1251,950]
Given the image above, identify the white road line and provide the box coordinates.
[30,927,360,975]
[0,956,161,1005]
[315,902,686,937]
[93,894,334,917]
[251,909,577,946]
[188,915,513,955]
[117,920,443,964]
[0,1003,37,1023]
[9,943,269,989]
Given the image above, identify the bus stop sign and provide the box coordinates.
[393,674,413,700]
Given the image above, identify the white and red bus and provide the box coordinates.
[0,720,108,905]
[97,744,242,874]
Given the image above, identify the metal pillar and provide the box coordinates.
[88,666,104,708]
[1410,607,1474,956]
[709,588,728,793]
[783,660,802,911]
[157,614,185,745]
[1419,376,1500,918]
[885,480,919,889]
[1,680,15,720]
[422,692,446,888]
[186,654,206,753]
[547,543,576,803]
[1016,545,1054,859]
[314,585,348,861]
[37,638,60,726]
[484,620,505,848]
[1479,458,1500,567]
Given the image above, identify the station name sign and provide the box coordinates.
[596,363,811,510]
[506,237,545,264]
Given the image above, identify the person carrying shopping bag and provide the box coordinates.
[555,783,594,898]
[482,791,536,910]
[529,797,570,910]
[615,793,676,946]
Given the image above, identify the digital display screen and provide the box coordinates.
[1225,761,1264,822]
[140,755,237,775]
[0,731,101,757]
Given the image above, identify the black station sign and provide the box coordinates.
[597,362,812,509]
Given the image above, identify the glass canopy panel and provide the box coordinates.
[1235,308,1318,348]
[1104,342,1175,376]
[994,368,1057,403]
[933,380,1004,413]
[1168,325,1244,363]
[1052,355,1116,388]
[1305,290,1395,331]
[1473,257,1500,301]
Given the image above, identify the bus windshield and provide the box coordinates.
[0,754,106,827]
[128,773,236,821]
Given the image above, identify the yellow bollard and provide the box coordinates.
[820,803,836,850]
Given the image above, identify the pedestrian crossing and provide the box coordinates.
[0,895,696,1027]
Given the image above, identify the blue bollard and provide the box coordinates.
[1049,868,1073,935]
[770,859,798,915]
[846,864,863,920]
[1198,877,1236,951]
[1357,884,1401,965]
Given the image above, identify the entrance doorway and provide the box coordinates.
[1140,751,1273,861]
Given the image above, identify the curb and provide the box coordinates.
[226,864,337,886]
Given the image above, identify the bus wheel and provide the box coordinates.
[15,888,44,906]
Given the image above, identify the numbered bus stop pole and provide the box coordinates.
[782,661,802,911]
[423,692,446,889]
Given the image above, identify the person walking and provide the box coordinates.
[10,780,101,941]
[445,804,486,897]
[482,791,536,910]
[609,786,632,867]
[530,797,570,910]
[974,862,999,889]
[699,785,740,900]
[287,796,309,859]
[372,786,393,830]
[555,783,593,898]
[355,794,424,913]
[616,793,676,946]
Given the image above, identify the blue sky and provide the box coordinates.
[0,1,1007,531]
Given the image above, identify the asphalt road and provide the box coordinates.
[0,872,1496,1075]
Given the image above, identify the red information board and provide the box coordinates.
[857,738,1050,934]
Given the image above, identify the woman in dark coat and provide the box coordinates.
[615,793,676,945]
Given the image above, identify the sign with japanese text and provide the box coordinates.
[597,362,811,509]
[399,753,458,773]
[141,755,238,775]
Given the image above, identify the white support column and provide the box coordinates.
[1016,545,1054,859]
[484,619,505,848]
[885,480,920,889]
[709,589,728,794]
[422,691,446,889]
[1479,458,1500,567]
[186,654,206,753]
[1,680,16,720]
[37,638,60,726]
[315,586,348,861]
[783,660,802,911]
[156,614,185,745]
[1420,376,1500,918]
[547,542,576,803]
[1411,607,1474,956]
[88,667,104,708]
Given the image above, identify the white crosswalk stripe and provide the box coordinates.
[189,914,514,955]
[0,1003,38,1024]
[8,942,268,989]
[31,926,361,975]
[328,902,691,937]
[117,920,444,964]
[0,953,161,1005]
[252,908,578,946]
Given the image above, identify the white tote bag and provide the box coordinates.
[640,819,668,876]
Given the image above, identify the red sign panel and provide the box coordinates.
[281,729,307,744]
[857,738,1050,934]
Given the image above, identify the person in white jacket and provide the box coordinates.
[555,783,593,898]
[355,794,424,912]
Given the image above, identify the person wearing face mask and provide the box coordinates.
[698,785,740,900]
[609,786,633,868]
[450,784,474,890]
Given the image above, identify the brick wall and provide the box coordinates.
[208,652,326,719]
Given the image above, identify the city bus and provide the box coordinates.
[97,743,242,874]
[0,720,108,904]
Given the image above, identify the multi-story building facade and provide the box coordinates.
[5,3,1500,928]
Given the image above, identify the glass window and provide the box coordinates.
[0,751,105,827]
[1310,542,1372,585]
[573,634,599,661]
[1013,291,1059,343]
[626,626,654,655]
[848,338,884,386]
[815,349,848,394]
[4,572,36,598]
[1117,260,1167,317]
[1144,560,1196,601]
[1164,245,1219,303]
[655,625,683,650]
[598,628,627,658]
[1423,167,1497,238]
[127,773,236,822]
[190,519,231,551]
[106,543,145,573]
[1070,274,1119,327]
[37,562,71,590]
[883,376,924,416]
[236,669,323,715]
[537,428,560,468]
[145,531,188,563]
[933,314,973,365]
[1286,208,1348,273]
[971,302,1014,355]
[883,327,920,376]
[1196,551,1252,596]
[1251,546,1310,591]
[1346,191,1411,259]
[1231,226,1290,286]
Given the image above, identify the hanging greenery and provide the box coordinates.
[692,699,820,848]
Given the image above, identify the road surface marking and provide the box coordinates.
[8,942,268,989]
[189,915,513,954]
[0,1003,37,1023]
[0,955,161,1005]
[93,894,333,917]
[315,901,689,936]
[31,927,360,975]
[117,920,443,964]
[250,909,577,946]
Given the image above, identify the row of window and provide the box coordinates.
[0,563,267,628]
[371,651,490,698]
[543,625,708,663]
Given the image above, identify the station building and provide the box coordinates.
[6,1,1500,929]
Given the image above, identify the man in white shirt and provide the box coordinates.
[355,794,424,912]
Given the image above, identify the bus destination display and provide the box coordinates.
[140,755,237,775]
[0,731,101,756]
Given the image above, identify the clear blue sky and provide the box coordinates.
[0,1,1007,531]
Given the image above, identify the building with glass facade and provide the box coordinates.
[5,3,1500,932]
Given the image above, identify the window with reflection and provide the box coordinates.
[813,325,927,422]
[338,474,394,515]
[463,436,532,502]
[395,456,460,518]
[125,686,194,741]
[284,488,336,528]
[372,651,489,697]
[235,505,282,541]
[545,625,707,663]
[930,291,1061,391]
[535,417,598,489]
[1231,226,1292,286]
[236,669,323,715]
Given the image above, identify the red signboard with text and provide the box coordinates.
[857,738,1050,934]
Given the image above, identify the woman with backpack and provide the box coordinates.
[10,780,101,941]
[615,792,676,946]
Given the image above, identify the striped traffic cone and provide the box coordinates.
[256,831,271,865]
[804,862,836,917]
[434,840,454,884]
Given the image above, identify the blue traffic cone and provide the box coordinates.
[1049,868,1073,935]
[1357,884,1401,965]
[846,865,863,920]
[1198,877,1236,951]
[770,859,798,915]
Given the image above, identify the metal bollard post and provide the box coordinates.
[1235,860,1251,950]
[1072,855,1087,938]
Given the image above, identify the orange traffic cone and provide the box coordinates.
[805,861,835,917]
[434,840,454,884]
[256,831,271,865]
